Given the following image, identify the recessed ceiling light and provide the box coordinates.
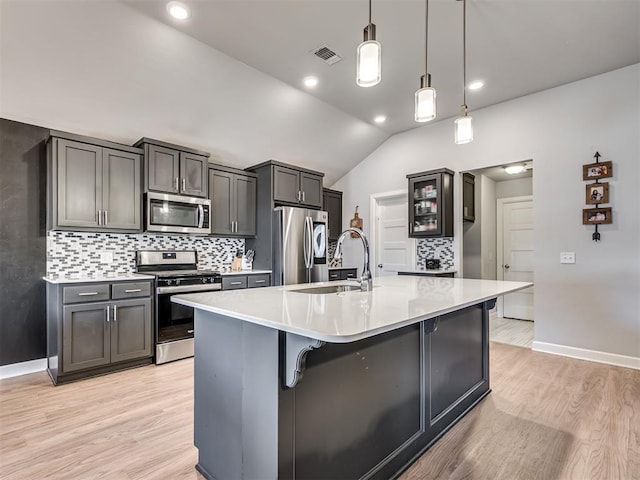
[374,115,387,124]
[468,80,484,91]
[504,165,526,175]
[167,1,190,20]
[303,76,319,88]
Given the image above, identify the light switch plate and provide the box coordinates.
[560,252,575,264]
[100,251,114,263]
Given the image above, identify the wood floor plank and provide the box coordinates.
[1,344,638,480]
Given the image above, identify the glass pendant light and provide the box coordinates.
[455,0,473,144]
[356,0,381,87]
[415,0,436,122]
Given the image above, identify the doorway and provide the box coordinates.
[370,191,416,277]
[461,161,534,348]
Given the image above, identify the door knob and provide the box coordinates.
[504,264,510,269]
[377,264,383,268]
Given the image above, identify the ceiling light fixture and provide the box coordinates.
[303,76,319,88]
[504,165,526,175]
[468,80,484,90]
[374,115,387,124]
[415,0,436,123]
[356,0,381,87]
[167,1,190,20]
[454,0,473,145]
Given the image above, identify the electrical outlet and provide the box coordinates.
[560,252,575,264]
[100,251,114,263]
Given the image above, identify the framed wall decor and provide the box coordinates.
[585,182,609,205]
[582,207,612,225]
[582,160,612,180]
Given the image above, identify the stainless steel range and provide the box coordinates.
[136,250,221,364]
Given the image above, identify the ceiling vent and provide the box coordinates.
[312,45,342,65]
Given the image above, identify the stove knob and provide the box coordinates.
[209,277,215,283]
[202,278,207,284]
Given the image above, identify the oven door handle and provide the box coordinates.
[157,284,222,294]
[197,204,204,228]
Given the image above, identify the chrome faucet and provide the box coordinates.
[333,227,373,291]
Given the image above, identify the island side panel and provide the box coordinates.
[194,310,280,480]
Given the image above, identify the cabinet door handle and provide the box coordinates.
[78,292,99,296]
[187,329,194,334]
[182,178,186,191]
[234,221,238,233]
[124,288,142,293]
[103,210,108,226]
[302,191,305,202]
[106,306,110,323]
[97,210,102,226]
[297,191,301,202]
[113,304,117,322]
[174,177,179,191]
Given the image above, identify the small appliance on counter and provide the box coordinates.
[425,258,441,270]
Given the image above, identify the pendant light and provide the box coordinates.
[415,0,436,122]
[454,0,473,144]
[356,0,381,87]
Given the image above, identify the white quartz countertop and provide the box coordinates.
[218,269,272,276]
[173,276,532,343]
[328,266,358,270]
[43,273,155,284]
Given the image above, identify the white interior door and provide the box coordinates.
[373,194,415,277]
[500,199,534,320]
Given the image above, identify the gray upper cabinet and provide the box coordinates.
[209,165,256,237]
[272,163,323,208]
[147,144,180,193]
[323,188,343,241]
[48,133,143,233]
[135,138,210,198]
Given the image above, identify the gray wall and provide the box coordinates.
[333,65,640,360]
[496,177,533,199]
[0,118,48,365]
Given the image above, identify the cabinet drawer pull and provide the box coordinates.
[254,280,266,284]
[187,330,194,334]
[230,281,242,285]
[124,288,142,293]
[78,292,99,296]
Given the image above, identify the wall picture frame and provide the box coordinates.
[582,207,612,225]
[585,182,609,205]
[582,160,612,180]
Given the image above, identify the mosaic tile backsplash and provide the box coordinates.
[416,238,454,270]
[327,241,342,268]
[47,231,244,277]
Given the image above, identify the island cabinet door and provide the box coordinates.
[282,324,425,480]
[425,303,489,440]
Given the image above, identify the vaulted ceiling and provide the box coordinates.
[125,0,640,135]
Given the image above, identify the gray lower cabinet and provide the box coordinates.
[221,274,271,291]
[47,280,153,384]
[48,132,142,232]
[135,138,210,198]
[209,166,257,237]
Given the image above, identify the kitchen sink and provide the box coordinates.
[290,284,361,295]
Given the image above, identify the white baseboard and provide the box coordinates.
[532,341,640,370]
[0,358,47,380]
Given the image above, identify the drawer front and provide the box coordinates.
[63,284,110,304]
[328,270,341,282]
[222,276,248,290]
[343,269,358,280]
[111,281,152,300]
[247,274,270,288]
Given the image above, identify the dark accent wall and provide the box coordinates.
[0,118,48,365]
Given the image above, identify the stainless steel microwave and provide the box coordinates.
[145,192,211,235]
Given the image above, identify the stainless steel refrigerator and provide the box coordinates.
[273,207,329,285]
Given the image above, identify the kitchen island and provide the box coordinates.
[173,275,531,480]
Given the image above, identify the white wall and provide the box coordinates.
[0,0,387,185]
[496,176,533,199]
[333,64,640,360]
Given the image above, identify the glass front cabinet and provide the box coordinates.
[407,168,454,238]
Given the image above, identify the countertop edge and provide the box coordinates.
[43,274,156,284]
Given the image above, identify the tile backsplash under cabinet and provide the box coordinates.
[47,231,244,277]
[416,238,454,270]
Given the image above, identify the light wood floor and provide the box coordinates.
[490,315,534,348]
[1,344,638,480]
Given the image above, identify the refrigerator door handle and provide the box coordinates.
[303,216,313,270]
